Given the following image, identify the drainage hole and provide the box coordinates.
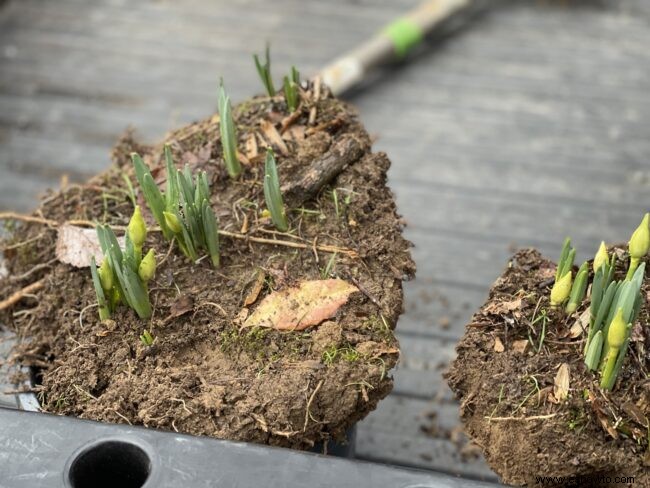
[68,440,151,488]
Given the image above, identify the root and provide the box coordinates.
[0,279,45,311]
[1,232,46,251]
[0,212,57,227]
[303,379,324,431]
[0,213,358,257]
[9,259,56,284]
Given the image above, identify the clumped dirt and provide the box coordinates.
[447,248,649,487]
[0,84,415,450]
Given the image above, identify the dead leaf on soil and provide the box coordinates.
[493,337,505,353]
[537,265,556,280]
[243,279,358,331]
[287,125,306,142]
[182,142,212,167]
[588,390,619,439]
[55,224,125,268]
[260,119,289,155]
[242,269,266,307]
[567,309,590,339]
[483,298,523,316]
[553,363,570,402]
[236,149,250,166]
[168,295,194,320]
[631,322,646,343]
[621,401,649,429]
[244,133,258,160]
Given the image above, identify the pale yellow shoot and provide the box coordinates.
[550,271,572,307]
[163,211,182,235]
[128,205,147,248]
[138,249,156,282]
[593,241,609,273]
[628,213,650,259]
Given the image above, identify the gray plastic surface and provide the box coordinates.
[0,407,500,488]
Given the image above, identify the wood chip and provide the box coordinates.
[260,119,289,155]
[280,110,302,133]
[553,363,570,402]
[494,337,505,353]
[512,340,529,354]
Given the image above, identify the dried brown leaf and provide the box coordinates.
[621,401,649,428]
[243,279,358,331]
[553,363,570,402]
[244,133,258,160]
[493,337,505,353]
[161,295,195,326]
[568,309,590,338]
[483,298,522,316]
[243,269,266,307]
[55,224,124,268]
[589,390,619,439]
[260,119,289,155]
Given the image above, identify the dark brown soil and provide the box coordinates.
[0,85,415,450]
[447,248,649,487]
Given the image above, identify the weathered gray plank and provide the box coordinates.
[356,395,496,480]
[356,430,495,480]
[398,281,487,341]
[392,335,457,400]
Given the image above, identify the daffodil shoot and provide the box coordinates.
[626,213,649,280]
[131,148,220,267]
[263,148,289,232]
[90,208,157,320]
[549,215,648,390]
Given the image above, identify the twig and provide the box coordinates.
[158,237,176,267]
[347,274,382,310]
[218,229,357,257]
[485,414,558,422]
[0,279,45,311]
[0,213,358,257]
[197,301,228,316]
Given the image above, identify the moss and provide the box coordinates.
[363,314,392,342]
[219,326,270,355]
[321,344,360,365]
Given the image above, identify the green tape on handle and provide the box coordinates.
[383,18,424,58]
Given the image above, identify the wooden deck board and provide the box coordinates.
[2,0,650,480]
